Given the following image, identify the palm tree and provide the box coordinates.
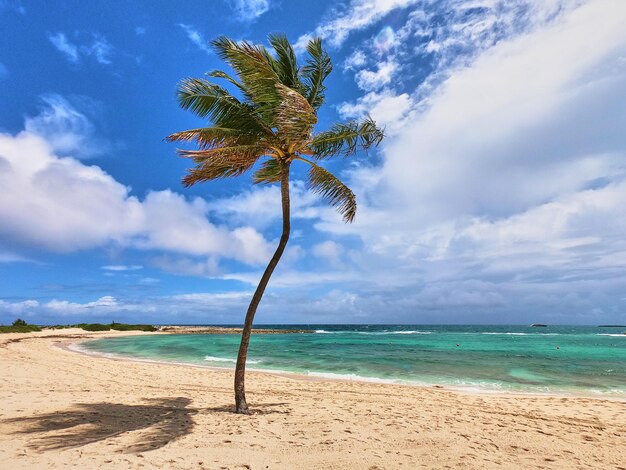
[167,34,384,414]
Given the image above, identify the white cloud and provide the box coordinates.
[101,265,143,271]
[82,34,112,64]
[374,0,626,221]
[0,292,257,324]
[338,89,414,133]
[295,0,417,50]
[343,50,367,71]
[0,110,272,266]
[337,1,587,115]
[0,296,149,321]
[222,268,357,289]
[48,32,113,65]
[46,295,120,314]
[313,240,344,267]
[150,256,221,277]
[308,0,626,322]
[0,293,248,324]
[171,292,251,302]
[134,190,272,264]
[0,131,142,252]
[447,181,626,272]
[229,0,270,22]
[0,252,32,263]
[208,181,321,229]
[0,0,26,14]
[355,59,398,91]
[0,299,40,316]
[49,33,79,62]
[209,184,282,227]
[178,24,211,53]
[24,95,113,159]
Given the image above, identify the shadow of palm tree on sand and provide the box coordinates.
[205,402,290,415]
[5,397,196,453]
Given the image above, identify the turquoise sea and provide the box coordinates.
[82,325,626,396]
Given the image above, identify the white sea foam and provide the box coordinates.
[480,332,561,336]
[597,334,626,337]
[315,330,431,335]
[481,332,525,335]
[587,388,626,398]
[389,330,431,335]
[204,356,260,364]
[356,330,432,335]
[204,356,236,362]
[313,330,351,334]
[306,371,411,385]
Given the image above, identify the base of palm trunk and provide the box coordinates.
[235,394,251,414]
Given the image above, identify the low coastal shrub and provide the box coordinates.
[77,323,112,332]
[0,325,41,333]
[0,321,156,333]
[0,319,41,333]
[74,323,157,332]
[110,323,157,332]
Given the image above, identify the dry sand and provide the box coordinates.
[0,329,624,469]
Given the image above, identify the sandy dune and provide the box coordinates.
[0,329,624,469]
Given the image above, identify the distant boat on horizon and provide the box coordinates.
[530,323,547,327]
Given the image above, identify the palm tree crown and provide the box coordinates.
[167,33,384,222]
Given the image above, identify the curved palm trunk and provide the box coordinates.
[234,162,291,414]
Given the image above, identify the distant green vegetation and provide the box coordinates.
[77,322,157,332]
[0,319,41,333]
[0,325,41,333]
[0,319,157,333]
[111,323,157,332]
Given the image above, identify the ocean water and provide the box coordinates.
[81,325,626,396]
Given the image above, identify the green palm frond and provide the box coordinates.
[253,158,282,184]
[268,33,302,92]
[211,36,282,125]
[309,116,384,159]
[206,70,250,97]
[175,78,267,133]
[302,38,332,110]
[297,156,356,223]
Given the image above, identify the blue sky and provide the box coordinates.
[1,0,626,325]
